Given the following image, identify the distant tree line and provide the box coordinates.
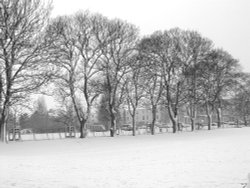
[7,96,65,133]
[0,0,249,142]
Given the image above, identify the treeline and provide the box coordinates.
[13,96,120,133]
[16,97,69,133]
[0,0,249,142]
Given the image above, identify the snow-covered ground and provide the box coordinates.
[1,127,250,188]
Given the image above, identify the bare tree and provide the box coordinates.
[0,0,52,142]
[46,15,82,135]
[95,18,139,137]
[181,30,213,131]
[74,12,103,137]
[138,36,166,134]
[197,49,239,130]
[139,29,188,133]
[207,49,239,128]
[46,12,102,138]
[125,55,146,136]
[145,73,163,135]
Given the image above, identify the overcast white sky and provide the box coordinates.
[51,0,250,72]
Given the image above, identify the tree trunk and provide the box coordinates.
[0,103,9,143]
[172,117,178,133]
[151,116,155,135]
[191,69,197,132]
[132,113,136,136]
[167,105,177,133]
[190,117,196,132]
[0,121,7,143]
[171,116,178,133]
[177,121,181,131]
[244,116,248,127]
[216,107,222,128]
[205,103,212,130]
[207,114,212,130]
[79,120,87,138]
[187,106,196,131]
[0,112,8,143]
[110,111,116,137]
[191,107,197,131]
[151,107,157,135]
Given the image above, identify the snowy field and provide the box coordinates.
[1,128,250,188]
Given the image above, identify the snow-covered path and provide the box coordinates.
[1,128,250,188]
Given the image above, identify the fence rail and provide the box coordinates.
[7,123,240,142]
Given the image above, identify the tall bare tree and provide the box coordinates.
[125,54,146,136]
[139,29,188,133]
[139,36,166,134]
[197,49,239,130]
[95,18,138,137]
[46,12,102,138]
[0,0,52,142]
[206,49,239,128]
[145,73,163,135]
[181,30,213,131]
